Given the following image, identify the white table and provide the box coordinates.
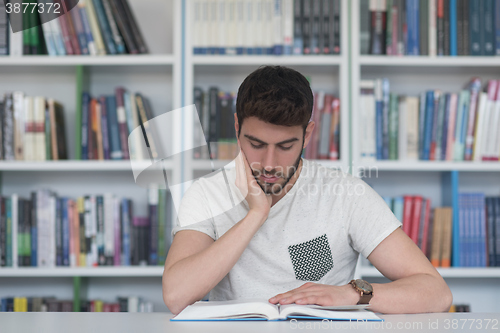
[1,312,500,333]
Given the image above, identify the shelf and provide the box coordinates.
[359,56,500,67]
[359,266,500,278]
[0,160,173,171]
[0,267,164,277]
[192,55,344,66]
[354,161,500,172]
[0,55,175,66]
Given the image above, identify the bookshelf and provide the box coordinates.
[1,0,500,314]
[351,0,500,313]
[0,0,182,313]
[182,0,351,191]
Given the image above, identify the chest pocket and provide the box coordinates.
[288,234,334,281]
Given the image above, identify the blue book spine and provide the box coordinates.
[100,97,111,160]
[92,0,117,54]
[406,0,419,55]
[469,0,481,55]
[71,7,89,55]
[486,197,496,266]
[30,194,37,267]
[1,298,6,312]
[423,91,434,160]
[382,197,393,210]
[459,193,465,267]
[62,198,69,266]
[81,93,90,160]
[495,198,500,266]
[441,94,451,160]
[484,0,495,55]
[79,5,95,54]
[478,193,487,267]
[393,197,404,223]
[376,100,384,160]
[106,96,122,160]
[496,0,500,55]
[450,0,457,56]
[121,199,130,266]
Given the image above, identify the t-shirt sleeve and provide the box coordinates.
[171,180,216,240]
[343,174,403,259]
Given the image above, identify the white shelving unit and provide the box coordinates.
[0,0,183,312]
[351,0,500,313]
[2,0,499,314]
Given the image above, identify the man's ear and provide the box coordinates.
[303,121,315,149]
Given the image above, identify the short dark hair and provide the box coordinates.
[236,66,313,137]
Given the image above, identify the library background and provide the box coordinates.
[0,0,499,314]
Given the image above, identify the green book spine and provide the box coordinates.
[157,189,166,266]
[73,276,81,312]
[6,197,12,267]
[389,93,399,160]
[386,0,393,55]
[29,12,40,54]
[75,66,84,160]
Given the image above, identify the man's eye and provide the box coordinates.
[280,145,293,150]
[250,143,264,149]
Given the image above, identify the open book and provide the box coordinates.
[171,299,382,321]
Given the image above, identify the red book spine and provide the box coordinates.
[410,196,423,244]
[402,195,413,236]
[59,0,81,55]
[57,14,74,55]
[329,98,340,160]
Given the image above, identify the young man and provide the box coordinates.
[162,66,452,315]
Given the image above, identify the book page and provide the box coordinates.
[172,299,280,321]
[278,304,381,321]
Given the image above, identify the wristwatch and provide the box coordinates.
[349,279,373,305]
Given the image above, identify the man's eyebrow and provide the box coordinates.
[244,134,299,145]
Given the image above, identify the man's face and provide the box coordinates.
[236,116,313,195]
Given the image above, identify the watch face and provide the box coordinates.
[355,279,373,293]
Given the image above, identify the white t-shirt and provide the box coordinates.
[172,159,402,301]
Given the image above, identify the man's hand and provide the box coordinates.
[268,282,360,306]
[235,148,272,218]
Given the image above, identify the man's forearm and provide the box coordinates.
[367,273,453,314]
[163,210,267,314]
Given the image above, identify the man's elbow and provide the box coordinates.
[162,274,186,315]
[163,284,186,315]
[439,282,453,312]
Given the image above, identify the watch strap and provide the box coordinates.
[357,293,373,305]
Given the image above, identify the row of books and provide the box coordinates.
[0,0,148,56]
[192,0,341,55]
[0,187,173,268]
[304,91,341,160]
[0,296,153,312]
[384,193,500,267]
[80,89,155,161]
[449,304,471,312]
[193,87,238,160]
[359,78,500,162]
[363,0,499,56]
[383,195,453,267]
[0,93,67,161]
